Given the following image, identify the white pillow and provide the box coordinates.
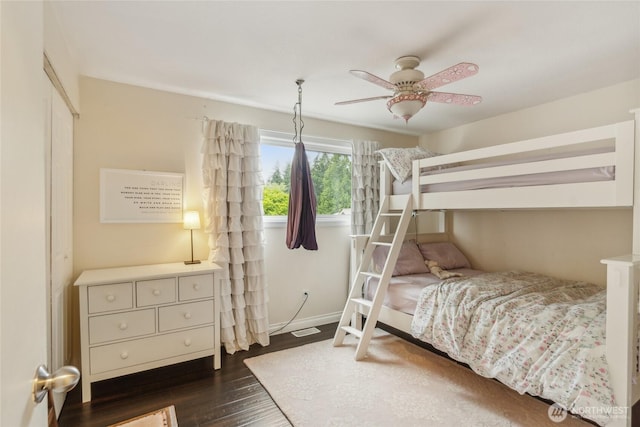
[377,146,440,183]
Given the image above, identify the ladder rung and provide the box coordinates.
[351,297,373,308]
[333,195,413,355]
[379,234,397,239]
[340,326,363,339]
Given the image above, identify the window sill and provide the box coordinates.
[264,215,350,229]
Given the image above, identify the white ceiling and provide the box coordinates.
[50,1,640,136]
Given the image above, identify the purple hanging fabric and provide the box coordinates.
[286,142,318,250]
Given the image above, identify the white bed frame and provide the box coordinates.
[359,110,640,426]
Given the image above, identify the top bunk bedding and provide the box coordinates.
[391,146,615,195]
[380,119,635,210]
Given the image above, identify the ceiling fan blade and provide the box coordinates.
[350,70,396,91]
[427,92,482,106]
[335,95,393,106]
[416,63,479,91]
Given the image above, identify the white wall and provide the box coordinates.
[72,77,418,361]
[420,79,640,285]
[423,80,640,154]
[265,225,351,331]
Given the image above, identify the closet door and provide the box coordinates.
[48,77,74,416]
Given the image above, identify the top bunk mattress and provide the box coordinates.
[392,146,615,195]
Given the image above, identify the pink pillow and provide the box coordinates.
[372,240,429,276]
[418,242,471,270]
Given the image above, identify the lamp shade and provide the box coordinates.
[183,211,201,230]
[387,93,427,123]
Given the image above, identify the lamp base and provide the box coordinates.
[184,260,201,265]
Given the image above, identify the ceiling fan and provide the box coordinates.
[336,56,482,122]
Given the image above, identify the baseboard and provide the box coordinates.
[269,312,341,336]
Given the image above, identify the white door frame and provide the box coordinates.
[46,72,75,417]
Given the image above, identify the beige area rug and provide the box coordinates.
[244,330,591,427]
[108,405,178,427]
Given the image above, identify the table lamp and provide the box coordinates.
[183,210,201,265]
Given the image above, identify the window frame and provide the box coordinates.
[259,129,353,228]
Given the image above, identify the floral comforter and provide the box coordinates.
[410,270,615,425]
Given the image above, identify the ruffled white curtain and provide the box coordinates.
[351,140,380,234]
[201,120,269,353]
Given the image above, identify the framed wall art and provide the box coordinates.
[100,168,184,223]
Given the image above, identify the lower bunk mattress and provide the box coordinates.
[366,270,616,426]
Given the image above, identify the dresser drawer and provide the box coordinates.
[89,326,214,374]
[178,273,214,301]
[159,300,214,332]
[88,309,155,345]
[88,282,133,314]
[136,277,176,306]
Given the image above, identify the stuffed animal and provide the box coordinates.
[425,260,464,279]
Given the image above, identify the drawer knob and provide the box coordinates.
[192,283,200,291]
[119,322,128,330]
[152,289,161,296]
[106,294,115,302]
[120,351,128,360]
[184,338,192,347]
[184,312,192,320]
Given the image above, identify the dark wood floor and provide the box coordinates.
[58,323,338,426]
[59,322,639,427]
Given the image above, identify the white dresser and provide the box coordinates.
[74,261,222,402]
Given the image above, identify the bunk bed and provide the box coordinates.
[340,110,640,427]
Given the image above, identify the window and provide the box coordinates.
[260,130,352,226]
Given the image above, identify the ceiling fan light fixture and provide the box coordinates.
[387,93,427,123]
[337,57,480,121]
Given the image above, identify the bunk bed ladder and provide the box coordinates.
[333,195,414,360]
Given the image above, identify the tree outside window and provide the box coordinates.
[260,132,352,218]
